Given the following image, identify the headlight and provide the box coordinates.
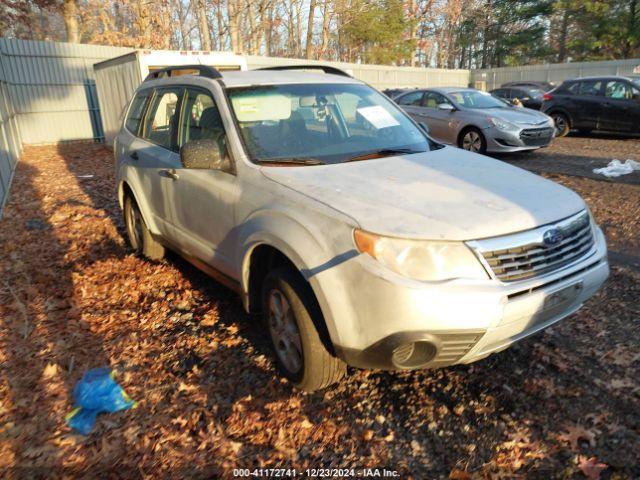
[353,229,489,281]
[488,116,519,132]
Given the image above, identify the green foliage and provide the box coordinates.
[341,0,415,64]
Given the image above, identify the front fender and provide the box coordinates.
[238,207,358,349]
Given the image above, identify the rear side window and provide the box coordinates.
[125,91,151,135]
[142,88,182,151]
[579,80,603,96]
[397,91,423,106]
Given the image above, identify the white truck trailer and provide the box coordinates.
[94,50,247,145]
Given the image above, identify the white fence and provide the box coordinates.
[471,58,640,90]
[245,55,470,90]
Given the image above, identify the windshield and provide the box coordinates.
[449,90,507,109]
[227,83,431,164]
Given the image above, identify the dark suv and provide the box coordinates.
[542,76,640,137]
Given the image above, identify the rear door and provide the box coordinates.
[601,80,640,132]
[136,87,184,237]
[395,90,425,121]
[573,80,604,129]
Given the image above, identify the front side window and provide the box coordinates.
[423,92,450,108]
[605,81,636,100]
[227,83,431,164]
[179,89,227,159]
[125,90,151,135]
[396,91,424,106]
[142,88,181,150]
[448,90,507,109]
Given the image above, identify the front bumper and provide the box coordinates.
[485,125,556,153]
[320,227,608,370]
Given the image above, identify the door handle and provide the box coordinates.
[130,151,139,160]
[159,168,179,180]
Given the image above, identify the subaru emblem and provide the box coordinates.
[543,228,563,246]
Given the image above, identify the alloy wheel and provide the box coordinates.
[126,200,143,251]
[462,131,482,152]
[267,288,303,374]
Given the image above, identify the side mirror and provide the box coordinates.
[437,103,455,112]
[418,122,431,134]
[180,138,232,172]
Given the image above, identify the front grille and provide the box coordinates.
[477,212,594,282]
[520,127,554,146]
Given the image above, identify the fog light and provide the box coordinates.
[391,341,437,369]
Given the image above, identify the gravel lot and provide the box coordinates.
[0,141,638,479]
[497,132,640,186]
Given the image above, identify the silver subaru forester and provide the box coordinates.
[115,65,609,391]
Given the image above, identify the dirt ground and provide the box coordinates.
[0,141,638,479]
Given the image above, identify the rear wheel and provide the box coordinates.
[550,112,571,137]
[123,194,165,261]
[262,267,346,392]
[459,128,487,154]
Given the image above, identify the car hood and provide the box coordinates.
[260,147,586,241]
[482,107,551,125]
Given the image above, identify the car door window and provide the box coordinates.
[492,89,508,100]
[125,90,151,136]
[579,80,602,96]
[396,91,423,106]
[179,89,227,159]
[142,88,181,151]
[605,81,634,100]
[423,92,451,108]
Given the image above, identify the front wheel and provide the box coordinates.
[550,112,571,137]
[459,128,487,154]
[262,267,346,392]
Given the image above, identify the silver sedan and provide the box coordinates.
[394,87,556,154]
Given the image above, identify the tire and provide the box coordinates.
[123,194,165,261]
[550,112,571,137]
[459,127,487,154]
[262,267,346,392]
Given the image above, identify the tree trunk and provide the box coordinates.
[63,0,79,43]
[305,0,317,58]
[557,1,569,62]
[196,0,212,50]
[228,0,242,53]
[319,0,331,59]
[216,1,225,50]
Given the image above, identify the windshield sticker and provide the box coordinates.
[356,105,400,129]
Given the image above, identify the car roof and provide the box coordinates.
[141,69,364,89]
[564,75,633,82]
[424,87,477,94]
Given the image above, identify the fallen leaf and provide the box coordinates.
[577,456,607,480]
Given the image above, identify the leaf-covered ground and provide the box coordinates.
[0,144,638,479]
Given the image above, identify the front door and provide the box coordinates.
[395,90,426,122]
[420,91,457,143]
[601,80,640,132]
[164,87,240,279]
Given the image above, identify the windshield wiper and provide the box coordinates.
[254,157,326,165]
[346,148,422,162]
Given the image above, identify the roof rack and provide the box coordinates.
[144,64,222,82]
[257,65,352,78]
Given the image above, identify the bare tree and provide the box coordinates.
[305,0,316,58]
[195,0,211,50]
[63,0,79,42]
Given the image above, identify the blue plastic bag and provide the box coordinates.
[65,368,135,435]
